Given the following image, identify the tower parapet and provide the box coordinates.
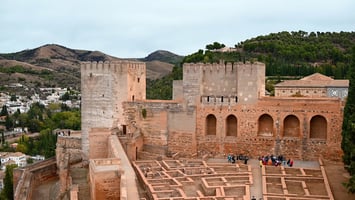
[181,61,265,106]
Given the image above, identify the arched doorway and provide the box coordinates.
[258,114,274,136]
[283,115,300,137]
[310,115,327,139]
[226,115,237,136]
[206,114,217,135]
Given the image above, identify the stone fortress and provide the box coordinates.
[13,59,348,199]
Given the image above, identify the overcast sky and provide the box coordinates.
[0,0,354,58]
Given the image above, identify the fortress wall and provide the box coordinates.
[81,61,145,158]
[123,101,181,155]
[201,62,238,96]
[182,62,265,106]
[55,136,82,196]
[88,128,111,159]
[183,63,203,106]
[236,62,265,104]
[167,111,197,156]
[126,61,146,101]
[89,159,121,200]
[14,158,57,200]
[195,97,343,160]
[172,80,183,100]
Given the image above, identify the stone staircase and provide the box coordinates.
[70,168,90,200]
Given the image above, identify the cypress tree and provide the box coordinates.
[342,46,355,193]
[1,164,17,200]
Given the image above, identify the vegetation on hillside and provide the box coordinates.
[146,65,182,99]
[147,31,355,99]
[342,46,355,193]
[0,102,80,158]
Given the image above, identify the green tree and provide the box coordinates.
[5,115,13,130]
[59,92,70,101]
[206,42,226,50]
[0,105,8,116]
[10,94,16,102]
[0,164,17,200]
[342,46,355,193]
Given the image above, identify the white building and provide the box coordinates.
[0,152,27,169]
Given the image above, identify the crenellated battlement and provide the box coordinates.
[81,60,146,74]
[183,61,264,74]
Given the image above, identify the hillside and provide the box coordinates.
[141,50,183,79]
[183,31,355,79]
[148,31,355,100]
[0,45,182,93]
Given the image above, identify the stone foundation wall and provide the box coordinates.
[167,131,195,157]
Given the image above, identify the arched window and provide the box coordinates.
[283,115,300,137]
[226,115,237,136]
[310,115,327,139]
[206,114,217,135]
[258,114,274,136]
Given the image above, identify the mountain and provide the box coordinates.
[139,50,184,79]
[141,50,183,64]
[0,44,122,91]
[0,45,183,93]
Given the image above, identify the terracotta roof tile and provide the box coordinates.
[275,73,349,88]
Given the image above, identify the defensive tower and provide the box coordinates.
[80,61,146,158]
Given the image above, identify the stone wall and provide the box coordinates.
[81,61,146,158]
[123,100,181,155]
[275,87,328,97]
[89,159,121,200]
[56,135,82,197]
[182,62,265,105]
[88,128,111,159]
[194,97,343,160]
[14,158,57,200]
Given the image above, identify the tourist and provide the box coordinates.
[231,155,236,163]
[244,156,249,164]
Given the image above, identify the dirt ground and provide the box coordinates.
[323,160,355,200]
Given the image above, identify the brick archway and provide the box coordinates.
[310,115,327,139]
[283,115,300,137]
[226,115,237,136]
[258,114,274,136]
[206,114,217,135]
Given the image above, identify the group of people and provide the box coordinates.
[258,154,294,167]
[56,130,71,136]
[227,154,249,164]
[259,154,294,167]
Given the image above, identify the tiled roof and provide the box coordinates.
[275,73,349,88]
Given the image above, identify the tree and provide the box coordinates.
[0,164,17,200]
[0,105,8,116]
[206,42,226,50]
[59,92,70,101]
[5,115,13,130]
[10,94,16,102]
[342,46,355,193]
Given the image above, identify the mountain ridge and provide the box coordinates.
[0,44,183,90]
